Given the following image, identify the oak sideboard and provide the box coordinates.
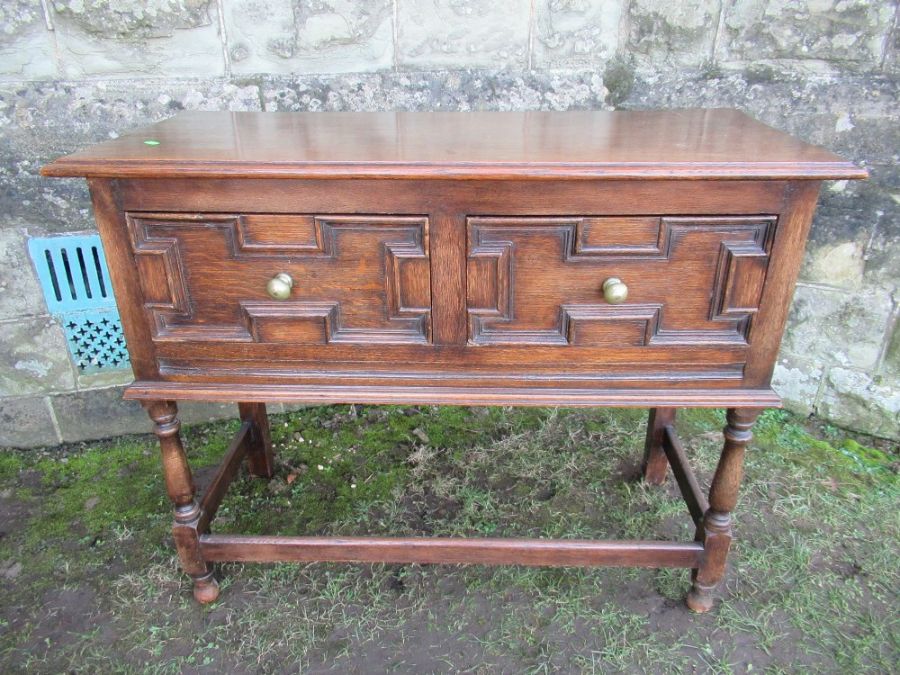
[42,109,866,611]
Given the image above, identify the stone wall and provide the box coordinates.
[0,0,897,446]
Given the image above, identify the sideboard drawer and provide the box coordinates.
[466,215,776,350]
[126,211,432,347]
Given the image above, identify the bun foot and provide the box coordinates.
[685,586,715,613]
[192,572,220,604]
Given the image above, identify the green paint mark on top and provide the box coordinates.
[143,139,161,146]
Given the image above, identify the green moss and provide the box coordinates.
[603,58,635,108]
[754,409,897,489]
[0,452,25,483]
[1,404,897,671]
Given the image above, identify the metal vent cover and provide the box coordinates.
[28,234,130,373]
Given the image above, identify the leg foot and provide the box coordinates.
[642,408,675,485]
[686,584,715,613]
[192,572,220,604]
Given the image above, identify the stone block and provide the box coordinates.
[0,316,75,397]
[532,0,624,69]
[800,238,866,289]
[881,308,900,380]
[819,367,900,439]
[51,386,149,442]
[0,79,262,232]
[781,284,893,372]
[626,0,721,69]
[772,356,823,417]
[397,0,530,69]
[0,1,57,80]
[0,227,46,320]
[717,0,895,69]
[50,0,225,78]
[226,0,393,74]
[860,186,900,288]
[75,366,135,391]
[180,400,239,427]
[885,13,899,73]
[0,396,59,448]
[51,385,240,443]
[260,70,610,112]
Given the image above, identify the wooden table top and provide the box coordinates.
[42,109,865,181]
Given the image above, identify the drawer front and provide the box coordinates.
[127,212,432,346]
[113,177,799,394]
[467,215,775,351]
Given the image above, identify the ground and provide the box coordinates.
[0,405,897,673]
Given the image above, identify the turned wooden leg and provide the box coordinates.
[642,408,675,485]
[686,408,761,613]
[145,400,220,604]
[238,402,275,478]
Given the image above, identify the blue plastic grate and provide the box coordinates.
[28,234,131,373]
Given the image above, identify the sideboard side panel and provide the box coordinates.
[744,180,822,386]
[87,178,160,379]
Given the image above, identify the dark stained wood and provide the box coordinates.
[744,181,824,385]
[198,420,251,526]
[87,179,158,379]
[642,408,674,484]
[127,212,432,346]
[124,382,783,408]
[43,110,866,180]
[200,534,704,568]
[466,215,773,348]
[662,425,710,524]
[687,408,761,613]
[429,210,468,345]
[238,403,275,478]
[144,400,219,603]
[119,177,789,215]
[45,109,864,610]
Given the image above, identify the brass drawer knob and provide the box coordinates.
[266,272,294,300]
[602,277,628,304]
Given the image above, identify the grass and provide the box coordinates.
[0,405,897,673]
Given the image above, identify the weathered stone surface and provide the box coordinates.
[885,9,899,73]
[0,228,46,321]
[772,356,823,417]
[0,397,59,448]
[819,367,900,439]
[0,0,57,80]
[75,366,135,391]
[532,0,623,69]
[51,0,213,38]
[397,0,530,69]
[781,284,893,372]
[51,386,239,443]
[0,79,262,231]
[623,68,898,294]
[800,239,866,289]
[51,385,149,441]
[861,187,900,288]
[882,307,900,380]
[50,0,225,77]
[718,0,895,69]
[0,317,75,396]
[626,0,721,68]
[180,401,240,426]
[0,1,896,441]
[226,0,393,74]
[260,70,610,112]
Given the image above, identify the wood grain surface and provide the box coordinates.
[43,110,866,180]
